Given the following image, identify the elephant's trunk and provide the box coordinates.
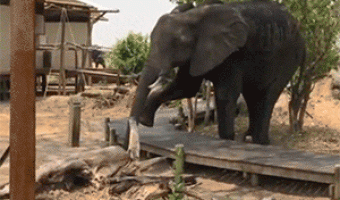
[130,66,161,125]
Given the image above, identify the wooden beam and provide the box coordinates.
[10,0,36,199]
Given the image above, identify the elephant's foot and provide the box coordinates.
[218,132,235,141]
[251,133,270,145]
[241,130,270,145]
[252,137,270,145]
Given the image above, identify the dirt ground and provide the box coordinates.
[0,77,339,199]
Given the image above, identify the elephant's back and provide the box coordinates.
[237,1,300,53]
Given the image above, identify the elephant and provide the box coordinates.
[91,49,106,68]
[128,0,306,145]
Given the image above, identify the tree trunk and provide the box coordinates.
[204,81,212,125]
[187,98,195,132]
[289,80,312,134]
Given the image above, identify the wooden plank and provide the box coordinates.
[10,0,36,199]
[109,107,340,185]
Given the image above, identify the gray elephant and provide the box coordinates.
[91,49,106,68]
[129,0,305,145]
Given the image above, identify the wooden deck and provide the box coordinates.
[109,107,340,185]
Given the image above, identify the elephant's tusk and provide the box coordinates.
[148,76,173,90]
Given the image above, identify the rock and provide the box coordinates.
[332,89,340,100]
[332,71,340,90]
[262,197,276,200]
[114,86,130,95]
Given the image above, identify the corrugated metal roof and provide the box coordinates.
[45,0,95,9]
[44,0,118,22]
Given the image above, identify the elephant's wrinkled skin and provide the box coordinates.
[129,1,305,145]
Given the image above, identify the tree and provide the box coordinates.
[106,32,150,75]
[172,0,340,134]
[284,0,340,133]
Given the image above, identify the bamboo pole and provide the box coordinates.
[10,0,36,199]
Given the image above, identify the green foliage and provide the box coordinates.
[106,32,150,75]
[285,0,340,81]
[284,0,340,133]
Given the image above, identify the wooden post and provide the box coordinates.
[69,97,81,147]
[250,174,259,186]
[127,117,140,159]
[334,165,340,199]
[86,10,93,69]
[10,0,36,199]
[59,8,67,95]
[109,129,118,146]
[187,98,194,132]
[204,81,212,125]
[104,117,110,142]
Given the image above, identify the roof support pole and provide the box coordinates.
[59,8,67,95]
[10,0,36,199]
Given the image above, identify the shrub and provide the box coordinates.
[107,32,150,75]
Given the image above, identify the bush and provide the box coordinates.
[106,32,150,75]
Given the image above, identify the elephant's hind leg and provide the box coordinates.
[242,83,285,145]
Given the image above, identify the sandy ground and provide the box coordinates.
[0,77,339,199]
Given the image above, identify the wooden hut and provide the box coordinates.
[0,0,118,98]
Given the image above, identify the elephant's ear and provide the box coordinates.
[190,9,248,77]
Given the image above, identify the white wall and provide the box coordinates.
[0,5,10,73]
[0,10,90,73]
[44,22,89,69]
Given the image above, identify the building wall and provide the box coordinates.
[1,8,90,74]
[43,22,89,69]
[0,5,10,74]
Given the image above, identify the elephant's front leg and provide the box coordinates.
[214,86,241,140]
[139,69,203,127]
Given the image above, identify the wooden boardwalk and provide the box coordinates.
[109,108,340,185]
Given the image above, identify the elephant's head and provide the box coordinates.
[130,3,249,126]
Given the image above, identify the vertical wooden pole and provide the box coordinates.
[334,165,340,199]
[109,129,118,146]
[59,8,67,95]
[86,10,93,69]
[69,97,81,147]
[204,81,212,125]
[86,10,93,86]
[10,0,36,199]
[127,117,140,159]
[186,98,195,133]
[104,117,110,142]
